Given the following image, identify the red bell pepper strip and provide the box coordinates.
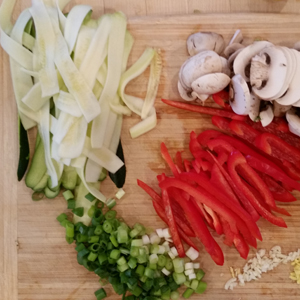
[220,217,234,246]
[227,151,287,228]
[192,199,215,229]
[212,90,231,110]
[191,160,201,173]
[175,151,184,172]
[255,133,300,169]
[217,151,229,165]
[211,163,240,205]
[197,130,223,146]
[152,200,198,250]
[184,159,192,172]
[189,131,202,154]
[260,174,297,203]
[203,204,223,235]
[168,188,224,265]
[208,152,261,223]
[161,98,246,120]
[246,155,300,192]
[207,138,235,154]
[229,120,260,144]
[232,232,250,260]
[211,115,231,132]
[161,187,185,257]
[137,179,195,237]
[161,142,179,177]
[281,160,300,181]
[192,150,215,163]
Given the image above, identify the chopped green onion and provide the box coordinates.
[75,243,86,252]
[105,210,117,220]
[110,235,119,248]
[120,248,130,255]
[158,255,167,267]
[173,258,184,273]
[149,253,159,264]
[165,257,173,271]
[171,247,179,257]
[130,247,139,257]
[151,244,159,254]
[134,223,144,232]
[76,233,88,243]
[128,257,137,269]
[110,249,121,260]
[72,207,84,217]
[65,236,73,244]
[95,288,107,300]
[103,220,113,233]
[89,243,101,252]
[184,269,194,276]
[66,222,74,238]
[129,228,140,238]
[67,199,76,209]
[56,213,67,223]
[184,281,190,288]
[196,269,205,281]
[32,191,44,201]
[135,265,145,277]
[88,251,98,262]
[131,239,143,247]
[161,268,170,276]
[115,188,125,199]
[190,279,199,290]
[188,273,196,280]
[186,247,199,261]
[107,198,116,209]
[63,190,74,201]
[144,267,154,278]
[98,253,108,265]
[170,291,180,300]
[118,262,129,272]
[173,273,186,285]
[183,288,194,299]
[185,262,194,270]
[193,263,200,269]
[149,263,157,270]
[150,233,161,245]
[88,205,96,218]
[131,285,142,297]
[60,219,70,228]
[117,256,127,266]
[85,193,96,202]
[143,278,154,291]
[94,225,103,235]
[117,227,128,244]
[142,234,150,245]
[195,281,207,294]
[88,236,99,243]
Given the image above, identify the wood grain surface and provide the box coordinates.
[2,1,300,300]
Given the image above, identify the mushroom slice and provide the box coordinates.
[187,32,225,56]
[294,41,300,51]
[191,91,210,102]
[191,73,230,95]
[229,74,251,115]
[286,108,300,137]
[179,50,222,89]
[251,46,288,100]
[224,43,245,58]
[249,92,261,121]
[275,49,300,105]
[228,48,243,72]
[233,41,273,81]
[177,81,197,101]
[273,101,291,117]
[259,105,274,127]
[229,29,243,45]
[220,57,231,76]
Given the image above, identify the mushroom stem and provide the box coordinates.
[250,54,269,89]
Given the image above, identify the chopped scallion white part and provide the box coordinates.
[168,251,176,260]
[156,228,164,238]
[149,254,158,264]
[186,247,199,261]
[185,263,194,270]
[184,269,194,276]
[116,188,125,200]
[142,235,150,245]
[189,273,196,280]
[171,247,179,257]
[158,245,166,254]
[162,268,171,276]
[163,228,171,239]
[193,263,200,269]
[150,233,161,245]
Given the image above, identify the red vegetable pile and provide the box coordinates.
[137,96,300,266]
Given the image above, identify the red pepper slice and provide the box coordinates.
[161,142,179,177]
[192,150,215,163]
[203,204,223,235]
[211,163,240,205]
[281,160,300,181]
[162,98,246,120]
[255,133,300,169]
[209,152,261,223]
[168,188,224,265]
[232,232,250,260]
[227,151,287,228]
[197,130,223,146]
[207,138,235,154]
[152,200,198,250]
[229,120,260,144]
[211,115,231,132]
[246,155,300,192]
[191,160,201,173]
[189,131,202,154]
[212,91,231,110]
[192,199,215,229]
[220,217,234,246]
[175,151,184,172]
[161,187,185,257]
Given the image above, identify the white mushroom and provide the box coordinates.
[229,29,243,45]
[229,74,252,115]
[177,81,197,101]
[179,50,222,90]
[249,92,261,121]
[228,48,243,72]
[191,73,231,95]
[233,41,273,82]
[294,41,300,51]
[224,43,245,58]
[191,92,210,102]
[187,32,225,56]
[250,46,289,100]
[220,57,231,76]
[273,101,291,117]
[286,108,300,137]
[259,105,274,127]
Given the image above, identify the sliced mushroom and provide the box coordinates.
[191,91,210,102]
[233,41,273,82]
[294,41,300,51]
[187,32,225,56]
[251,46,288,100]
[286,108,300,137]
[229,29,243,45]
[259,105,274,127]
[191,73,231,95]
[220,57,231,76]
[273,101,292,117]
[228,48,243,72]
[229,74,251,115]
[224,43,245,58]
[179,50,222,90]
[177,81,197,101]
[275,49,300,105]
[248,92,261,121]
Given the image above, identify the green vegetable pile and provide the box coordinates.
[57,203,207,300]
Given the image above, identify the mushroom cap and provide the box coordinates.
[286,108,300,137]
[275,49,300,105]
[220,57,231,76]
[228,48,243,72]
[224,43,245,58]
[179,50,223,89]
[191,73,231,95]
[273,101,291,117]
[177,80,197,101]
[187,32,225,56]
[233,41,273,82]
[229,74,251,115]
[259,105,274,127]
[229,29,243,45]
[251,46,289,100]
[248,92,261,121]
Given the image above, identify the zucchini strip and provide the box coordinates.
[53,111,78,144]
[64,4,92,53]
[55,91,82,117]
[22,32,35,51]
[109,114,123,154]
[85,158,103,183]
[0,0,16,34]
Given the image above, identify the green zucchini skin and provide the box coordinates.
[44,186,60,199]
[109,140,126,188]
[17,118,30,181]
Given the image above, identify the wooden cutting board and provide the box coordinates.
[1,6,300,300]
